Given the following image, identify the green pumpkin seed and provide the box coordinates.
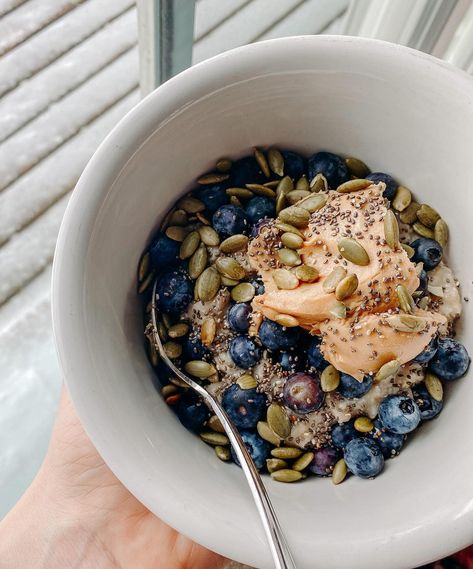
[138,252,150,283]
[138,271,154,294]
[148,341,159,366]
[231,282,255,302]
[201,317,216,346]
[310,173,328,192]
[337,238,370,266]
[208,415,225,433]
[336,178,372,193]
[271,447,303,459]
[401,243,415,258]
[281,232,303,249]
[292,452,314,472]
[329,302,347,319]
[236,374,257,389]
[169,375,189,389]
[270,469,303,483]
[177,196,205,213]
[296,175,310,191]
[384,209,400,250]
[257,421,281,446]
[428,284,444,297]
[396,284,415,314]
[200,431,229,446]
[221,276,240,286]
[274,314,299,327]
[298,192,328,213]
[354,416,374,432]
[215,257,246,280]
[264,180,280,189]
[197,172,229,185]
[345,157,370,178]
[229,195,243,207]
[399,201,420,224]
[425,371,443,401]
[415,262,424,275]
[184,360,217,378]
[226,187,253,200]
[215,445,231,461]
[323,266,347,293]
[335,273,359,301]
[275,191,286,215]
[254,147,270,177]
[294,264,319,282]
[168,209,188,226]
[267,404,291,438]
[392,185,412,212]
[198,225,220,246]
[189,245,208,279]
[163,341,182,359]
[162,384,178,398]
[434,219,448,248]
[375,359,401,381]
[266,458,289,473]
[275,221,303,237]
[166,225,188,242]
[386,314,428,333]
[246,183,276,198]
[162,311,172,329]
[272,269,299,290]
[216,158,232,172]
[279,206,310,228]
[168,322,189,338]
[180,231,200,259]
[418,296,430,310]
[286,189,311,205]
[196,267,221,302]
[276,176,294,196]
[413,221,435,239]
[417,204,440,228]
[156,320,168,342]
[320,365,340,392]
[268,147,284,176]
[332,458,348,485]
[219,234,249,253]
[197,212,211,225]
[278,247,301,267]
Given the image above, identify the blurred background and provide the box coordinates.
[0,0,472,565]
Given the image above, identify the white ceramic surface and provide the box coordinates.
[52,36,473,569]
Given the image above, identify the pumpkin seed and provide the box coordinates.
[270,469,303,483]
[399,201,420,224]
[279,206,310,228]
[298,192,328,213]
[229,195,242,207]
[161,384,178,398]
[425,371,443,401]
[271,447,303,459]
[215,257,246,280]
[418,296,430,310]
[345,157,370,178]
[231,282,255,302]
[267,404,291,438]
[184,360,217,378]
[292,452,314,472]
[221,276,240,286]
[273,269,299,290]
[198,225,220,246]
[201,317,216,346]
[266,458,288,473]
[216,158,232,172]
[416,261,424,275]
[254,147,270,177]
[320,365,340,392]
[196,267,221,302]
[275,221,303,237]
[219,234,249,253]
[196,211,210,225]
[163,341,182,359]
[179,231,200,259]
[200,431,229,446]
[275,191,286,214]
[166,225,188,242]
[332,458,348,485]
[286,189,311,205]
[330,302,347,319]
[246,183,275,198]
[138,271,154,294]
[156,320,168,342]
[401,243,415,258]
[278,247,301,267]
[138,252,150,282]
[189,245,208,279]
[354,416,374,432]
[168,322,189,338]
[323,266,347,293]
[257,421,281,446]
[236,374,257,389]
[281,232,303,249]
[276,176,294,196]
[413,221,434,239]
[215,445,231,461]
[434,219,448,248]
[428,284,444,297]
[336,178,372,193]
[177,196,205,213]
[197,172,229,185]
[392,185,412,212]
[169,375,189,389]
[386,314,427,333]
[310,173,328,192]
[208,415,225,433]
[375,359,401,381]
[162,311,172,329]
[384,209,400,250]
[268,147,284,176]
[335,273,359,301]
[337,238,370,266]
[417,204,440,228]
[296,175,310,191]
[274,314,299,327]
[294,264,319,282]
[264,180,280,189]
[226,187,253,200]
[168,209,188,226]
[396,284,415,314]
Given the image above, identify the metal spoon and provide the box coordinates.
[151,280,297,569]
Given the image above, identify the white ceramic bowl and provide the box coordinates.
[52,36,473,569]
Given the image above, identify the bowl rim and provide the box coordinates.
[52,34,473,569]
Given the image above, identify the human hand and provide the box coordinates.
[0,388,226,569]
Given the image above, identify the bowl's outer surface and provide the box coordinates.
[52,36,473,569]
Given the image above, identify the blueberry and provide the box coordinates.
[371,419,405,458]
[229,336,261,369]
[344,438,384,478]
[417,269,428,293]
[274,350,303,373]
[411,238,443,271]
[250,217,271,238]
[414,336,438,364]
[307,151,349,189]
[222,384,266,429]
[245,196,275,226]
[149,232,179,270]
[331,420,360,449]
[156,268,193,314]
[282,372,324,414]
[365,172,398,201]
[176,395,210,433]
[229,156,267,187]
[152,359,172,388]
[309,446,340,476]
[307,336,328,370]
[182,336,209,361]
[378,394,421,434]
[428,337,470,381]
[212,204,249,239]
[258,319,300,351]
[248,276,265,296]
[194,184,227,213]
[231,430,270,471]
[412,383,443,421]
[281,150,306,180]
[339,373,373,399]
[228,303,251,332]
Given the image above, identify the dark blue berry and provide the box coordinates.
[194,184,227,213]
[156,268,193,314]
[378,394,421,434]
[149,232,179,270]
[228,303,251,332]
[222,384,266,429]
[307,336,328,370]
[248,276,265,296]
[281,150,306,179]
[274,350,303,373]
[412,383,443,421]
[371,419,405,458]
[152,359,172,388]
[212,205,249,239]
[365,172,398,200]
[331,420,360,449]
[176,396,210,433]
[231,430,270,471]
[309,447,340,476]
[258,318,300,351]
[229,336,261,369]
[414,336,438,364]
[282,372,324,414]
[307,151,349,189]
[411,238,443,271]
[245,196,275,225]
[182,336,209,361]
[229,156,267,187]
[344,438,384,478]
[339,373,373,399]
[428,337,470,381]
[417,269,428,293]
